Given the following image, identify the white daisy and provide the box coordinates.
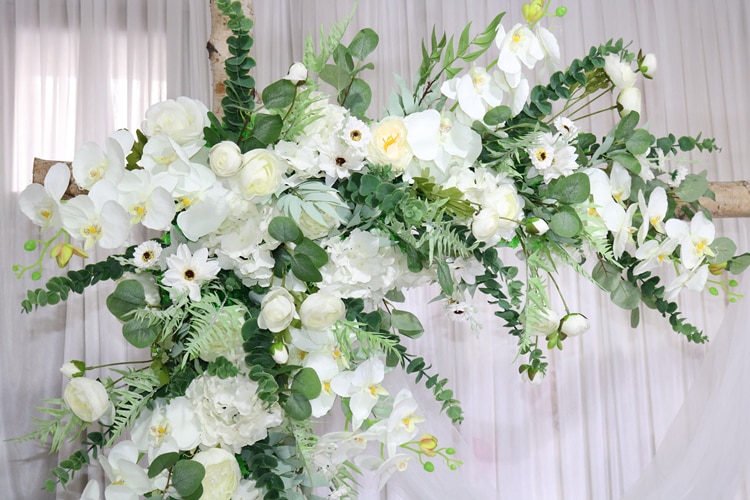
[341,116,371,153]
[162,244,220,301]
[132,240,163,269]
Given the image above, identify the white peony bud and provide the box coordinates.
[232,149,286,200]
[560,313,590,336]
[270,342,289,364]
[471,209,500,243]
[60,361,82,379]
[209,141,243,177]
[285,62,308,85]
[299,292,346,330]
[527,308,560,336]
[526,217,549,236]
[617,87,642,117]
[603,54,637,89]
[191,448,241,500]
[640,53,657,78]
[258,288,296,333]
[63,377,111,422]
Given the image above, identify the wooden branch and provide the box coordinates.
[32,159,84,199]
[207,0,254,118]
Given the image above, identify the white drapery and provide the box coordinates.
[2,1,749,499]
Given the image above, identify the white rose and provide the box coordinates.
[483,185,523,231]
[60,361,81,379]
[192,448,241,500]
[471,209,500,243]
[617,87,642,116]
[270,342,289,364]
[285,62,308,85]
[63,377,111,422]
[603,54,637,89]
[368,116,413,173]
[527,308,560,336]
[141,96,209,145]
[560,313,590,336]
[299,292,346,330]
[258,288,296,332]
[209,141,244,177]
[640,53,657,78]
[233,149,286,200]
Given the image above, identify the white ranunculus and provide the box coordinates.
[367,116,413,173]
[209,141,244,177]
[141,96,209,146]
[271,342,289,364]
[233,149,286,200]
[299,292,346,330]
[285,62,308,85]
[603,54,637,89]
[192,448,241,500]
[641,53,657,78]
[617,87,642,116]
[527,308,561,336]
[258,287,296,332]
[560,313,590,336]
[471,209,501,243]
[63,377,110,422]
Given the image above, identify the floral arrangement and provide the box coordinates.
[14,0,749,499]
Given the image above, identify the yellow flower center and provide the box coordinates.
[350,130,363,142]
[82,224,101,238]
[382,134,399,152]
[40,209,52,220]
[536,149,548,162]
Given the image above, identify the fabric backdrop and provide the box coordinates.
[1,1,748,498]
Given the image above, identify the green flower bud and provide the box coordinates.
[556,6,568,17]
[23,240,37,251]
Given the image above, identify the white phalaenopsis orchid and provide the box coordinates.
[382,389,424,456]
[610,161,632,204]
[60,180,130,249]
[637,186,667,244]
[665,211,715,269]
[440,66,505,123]
[304,353,341,417]
[665,262,710,300]
[19,162,69,231]
[331,357,388,430]
[72,129,133,190]
[99,440,153,499]
[131,397,201,460]
[495,23,544,76]
[634,237,679,275]
[162,244,221,301]
[602,202,638,258]
[118,169,177,230]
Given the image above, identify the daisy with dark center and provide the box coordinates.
[132,240,163,269]
[162,244,220,301]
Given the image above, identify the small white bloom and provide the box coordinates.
[665,263,709,300]
[63,377,110,422]
[162,244,220,301]
[634,237,679,275]
[59,361,81,379]
[331,357,388,430]
[132,240,163,269]
[637,187,668,244]
[560,313,590,336]
[441,66,505,123]
[299,292,346,330]
[19,162,70,231]
[209,141,244,177]
[602,202,637,258]
[495,23,544,75]
[665,211,715,269]
[640,53,657,78]
[553,117,579,142]
[141,96,209,147]
[258,287,296,332]
[131,397,201,459]
[342,116,371,152]
[528,132,556,171]
[192,448,241,500]
[231,149,287,200]
[100,440,153,498]
[284,62,308,85]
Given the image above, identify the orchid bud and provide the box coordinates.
[419,434,439,457]
[50,242,88,267]
[709,262,727,276]
[522,2,545,24]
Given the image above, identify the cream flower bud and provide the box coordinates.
[560,313,590,336]
[258,288,296,332]
[209,141,243,177]
[285,62,308,85]
[63,377,111,422]
[233,149,286,200]
[527,308,560,336]
[191,448,241,500]
[603,54,637,89]
[640,53,657,78]
[60,362,82,379]
[526,217,549,236]
[617,87,642,117]
[270,342,289,364]
[299,292,346,330]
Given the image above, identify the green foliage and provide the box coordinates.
[107,368,161,444]
[404,355,464,424]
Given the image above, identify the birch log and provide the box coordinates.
[28,0,750,218]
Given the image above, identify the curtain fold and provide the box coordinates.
[2,1,748,499]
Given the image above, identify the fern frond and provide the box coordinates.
[302,2,357,73]
[182,303,247,365]
[107,368,160,444]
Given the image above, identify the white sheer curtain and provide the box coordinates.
[2,1,749,499]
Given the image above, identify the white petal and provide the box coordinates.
[44,162,72,201]
[404,110,441,161]
[98,201,131,248]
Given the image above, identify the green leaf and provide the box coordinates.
[437,260,454,296]
[251,114,282,146]
[291,367,322,400]
[319,64,351,92]
[592,260,622,292]
[609,153,641,174]
[261,79,297,109]
[348,28,379,60]
[148,452,180,479]
[172,460,205,497]
[290,253,323,282]
[391,309,424,338]
[294,238,329,268]
[550,207,583,238]
[547,172,590,205]
[122,318,160,349]
[611,280,641,310]
[268,216,303,243]
[625,129,653,156]
[106,280,146,321]
[342,78,372,117]
[675,172,709,203]
[708,236,737,264]
[728,253,750,274]
[284,393,312,420]
[630,307,640,328]
[614,111,640,141]
[483,105,512,126]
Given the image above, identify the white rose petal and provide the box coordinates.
[560,313,590,336]
[192,448,241,500]
[299,292,346,330]
[258,287,296,333]
[209,141,244,177]
[63,377,110,422]
[617,87,642,116]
